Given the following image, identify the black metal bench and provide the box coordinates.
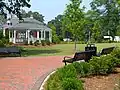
[97,47,115,56]
[62,50,94,65]
[0,46,21,57]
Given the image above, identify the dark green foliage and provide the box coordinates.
[52,35,61,44]
[111,47,120,66]
[41,40,46,46]
[45,64,84,90]
[44,72,63,90]
[89,55,117,75]
[1,38,9,45]
[57,64,77,79]
[62,78,83,90]
[0,40,5,47]
[0,0,31,19]
[45,39,51,46]
[73,62,92,77]
[34,40,40,46]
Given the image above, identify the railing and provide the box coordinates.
[15,38,28,43]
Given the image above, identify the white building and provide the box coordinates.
[3,17,52,44]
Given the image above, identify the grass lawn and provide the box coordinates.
[22,43,120,56]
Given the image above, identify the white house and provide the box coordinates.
[3,17,52,44]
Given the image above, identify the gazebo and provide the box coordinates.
[3,17,52,44]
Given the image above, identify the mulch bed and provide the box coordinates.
[81,68,120,90]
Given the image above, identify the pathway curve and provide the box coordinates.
[0,56,66,90]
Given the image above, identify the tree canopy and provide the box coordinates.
[0,0,31,19]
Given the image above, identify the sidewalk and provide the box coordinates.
[0,56,64,90]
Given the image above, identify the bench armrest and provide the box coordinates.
[64,56,72,60]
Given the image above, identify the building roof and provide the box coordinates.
[4,17,51,31]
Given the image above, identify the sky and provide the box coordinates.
[24,0,92,23]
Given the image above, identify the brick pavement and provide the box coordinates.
[0,56,65,90]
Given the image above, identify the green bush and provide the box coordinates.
[8,42,13,45]
[62,78,83,90]
[52,35,61,44]
[73,62,92,77]
[44,64,84,90]
[34,40,40,46]
[0,40,5,47]
[57,64,77,79]
[45,39,51,46]
[41,40,46,46]
[89,55,117,75]
[111,47,120,67]
[44,72,63,90]
[1,38,9,45]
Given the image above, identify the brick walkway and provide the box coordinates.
[0,56,65,90]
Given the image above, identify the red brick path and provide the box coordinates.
[0,56,65,90]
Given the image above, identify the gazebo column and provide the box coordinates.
[27,30,30,44]
[44,30,46,40]
[49,31,52,42]
[3,28,5,36]
[9,30,11,42]
[37,31,39,40]
[41,30,43,40]
[13,30,16,44]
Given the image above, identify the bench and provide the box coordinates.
[62,50,94,65]
[0,46,21,57]
[97,47,115,56]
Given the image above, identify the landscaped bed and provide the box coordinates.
[43,47,120,90]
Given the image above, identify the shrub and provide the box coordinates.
[44,72,63,90]
[111,47,120,67]
[0,40,5,47]
[8,42,13,45]
[41,40,46,46]
[45,39,51,46]
[1,38,9,45]
[89,55,117,75]
[44,64,84,90]
[34,40,40,46]
[73,62,92,77]
[57,64,77,79]
[52,35,61,44]
[62,78,83,90]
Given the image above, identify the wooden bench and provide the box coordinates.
[97,47,115,56]
[0,46,21,57]
[62,50,94,65]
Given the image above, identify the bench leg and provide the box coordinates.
[65,62,67,65]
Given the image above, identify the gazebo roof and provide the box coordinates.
[4,17,51,31]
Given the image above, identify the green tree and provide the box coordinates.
[90,0,120,40]
[84,10,102,43]
[0,0,31,19]
[48,23,60,44]
[21,10,44,22]
[48,15,63,41]
[62,0,85,51]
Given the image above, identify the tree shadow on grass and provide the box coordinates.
[22,49,61,56]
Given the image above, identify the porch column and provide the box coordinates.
[9,30,11,42]
[26,30,28,38]
[41,30,43,40]
[3,28,5,36]
[37,31,39,40]
[49,31,52,42]
[13,30,16,43]
[44,30,46,40]
[27,30,30,44]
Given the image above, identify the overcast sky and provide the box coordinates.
[24,0,92,23]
